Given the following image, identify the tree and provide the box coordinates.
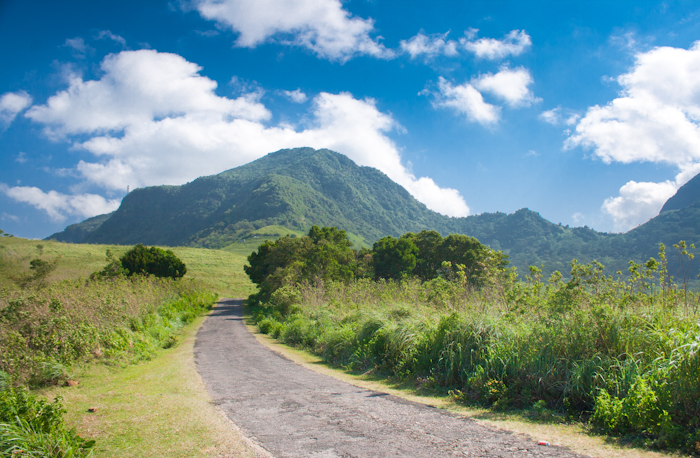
[119,244,186,279]
[402,230,444,281]
[372,236,418,280]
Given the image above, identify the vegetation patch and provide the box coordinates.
[0,242,220,456]
[246,226,700,455]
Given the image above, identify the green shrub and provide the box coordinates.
[0,386,94,457]
[120,244,186,279]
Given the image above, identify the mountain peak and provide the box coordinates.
[660,172,700,213]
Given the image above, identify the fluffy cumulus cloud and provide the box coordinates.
[400,31,459,60]
[429,67,537,125]
[461,29,531,60]
[0,184,120,222]
[0,91,32,126]
[473,67,538,107]
[431,77,500,125]
[193,0,392,62]
[566,41,700,230]
[20,49,469,220]
[602,180,678,231]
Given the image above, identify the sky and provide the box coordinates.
[2,0,700,239]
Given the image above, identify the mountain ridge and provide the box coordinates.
[47,147,700,277]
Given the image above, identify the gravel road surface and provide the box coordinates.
[195,299,588,458]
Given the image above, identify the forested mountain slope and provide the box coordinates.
[47,148,700,277]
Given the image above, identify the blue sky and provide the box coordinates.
[2,0,700,239]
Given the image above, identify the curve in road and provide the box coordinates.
[195,299,588,458]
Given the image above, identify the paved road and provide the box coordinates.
[195,299,588,458]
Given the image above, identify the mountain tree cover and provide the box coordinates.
[47,148,700,280]
[119,244,187,279]
[245,226,505,304]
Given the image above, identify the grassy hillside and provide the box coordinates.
[0,237,256,298]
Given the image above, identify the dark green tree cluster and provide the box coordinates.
[118,244,187,279]
[245,226,360,303]
[373,230,508,282]
[245,227,506,304]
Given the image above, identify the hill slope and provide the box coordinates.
[660,174,700,213]
[47,148,700,277]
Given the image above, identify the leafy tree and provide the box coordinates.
[245,226,357,304]
[304,226,354,281]
[372,236,418,280]
[14,257,59,289]
[119,244,186,279]
[402,230,444,281]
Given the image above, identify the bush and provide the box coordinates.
[120,244,186,279]
[0,385,95,456]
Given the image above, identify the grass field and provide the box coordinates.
[41,315,259,457]
[0,236,257,297]
[1,235,259,456]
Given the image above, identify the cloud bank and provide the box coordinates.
[566,41,700,231]
[17,49,469,220]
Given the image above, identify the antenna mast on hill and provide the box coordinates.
[126,185,130,194]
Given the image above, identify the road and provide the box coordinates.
[194,299,588,458]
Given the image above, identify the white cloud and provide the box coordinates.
[566,41,700,168]
[63,37,94,59]
[96,30,127,47]
[461,29,531,60]
[539,107,560,125]
[400,31,459,60]
[539,107,580,126]
[193,0,393,62]
[26,50,271,139]
[0,184,120,222]
[15,152,27,164]
[431,77,500,125]
[0,91,32,126]
[282,88,308,103]
[24,49,469,218]
[566,41,700,229]
[473,66,539,107]
[602,180,678,231]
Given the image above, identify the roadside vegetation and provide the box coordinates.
[248,226,700,455]
[0,239,219,457]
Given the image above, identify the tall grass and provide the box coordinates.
[0,270,218,457]
[252,255,700,454]
[0,276,217,385]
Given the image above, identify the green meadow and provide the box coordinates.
[0,235,258,457]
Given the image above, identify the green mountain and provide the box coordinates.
[47,213,113,243]
[46,147,700,277]
[660,174,700,213]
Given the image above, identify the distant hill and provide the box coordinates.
[47,213,113,243]
[47,148,700,278]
